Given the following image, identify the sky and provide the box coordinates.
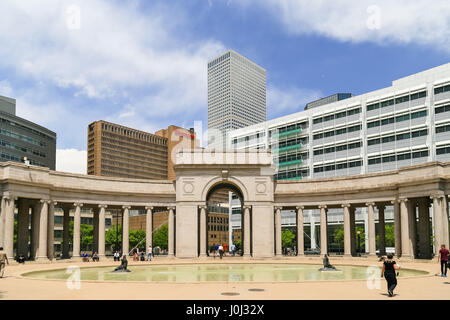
[0,0,449,174]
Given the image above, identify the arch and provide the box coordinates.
[201,176,249,203]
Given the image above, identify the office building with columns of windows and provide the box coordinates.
[228,62,450,255]
[0,94,56,169]
[207,50,266,151]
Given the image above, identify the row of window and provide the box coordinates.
[367,110,427,128]
[437,146,450,155]
[274,169,309,180]
[272,122,305,135]
[313,124,362,140]
[208,52,230,69]
[367,91,427,111]
[0,128,47,147]
[434,84,450,95]
[0,117,55,142]
[313,141,361,155]
[368,150,429,165]
[368,129,428,146]
[313,160,363,173]
[277,152,306,163]
[435,104,450,114]
[312,107,361,125]
[0,139,47,158]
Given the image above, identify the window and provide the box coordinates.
[411,129,427,137]
[411,110,427,119]
[396,132,410,141]
[382,155,396,163]
[437,146,450,155]
[336,163,347,170]
[381,99,395,108]
[325,147,335,153]
[368,158,381,165]
[324,114,334,122]
[324,131,334,138]
[368,138,381,146]
[336,128,347,135]
[336,144,347,152]
[382,117,396,125]
[410,91,427,100]
[412,150,429,158]
[397,153,411,161]
[382,135,395,143]
[347,108,361,116]
[395,95,410,104]
[313,133,323,140]
[435,84,450,95]
[367,103,380,111]
[335,111,346,119]
[313,117,323,124]
[325,164,335,171]
[314,167,324,173]
[368,121,380,128]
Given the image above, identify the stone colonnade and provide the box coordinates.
[0,198,176,260]
[272,195,449,258]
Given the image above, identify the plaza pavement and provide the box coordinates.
[0,256,448,300]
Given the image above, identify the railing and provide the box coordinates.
[271,128,302,140]
[273,143,302,153]
[278,159,302,167]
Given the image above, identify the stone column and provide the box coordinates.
[30,201,40,259]
[0,197,5,248]
[243,205,251,257]
[72,203,83,258]
[167,206,175,257]
[418,199,431,258]
[145,206,153,254]
[98,205,107,257]
[275,206,282,256]
[378,204,386,255]
[319,205,328,255]
[391,200,401,258]
[199,205,207,257]
[47,201,56,260]
[36,199,49,260]
[296,206,304,256]
[366,202,376,256]
[399,198,412,258]
[62,207,71,258]
[442,195,450,249]
[408,200,417,258]
[17,198,29,258]
[3,196,16,259]
[342,204,351,257]
[310,211,317,250]
[93,207,99,253]
[349,207,356,256]
[122,206,131,256]
[431,195,443,254]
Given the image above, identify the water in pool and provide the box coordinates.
[23,264,428,283]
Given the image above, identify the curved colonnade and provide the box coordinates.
[0,157,449,261]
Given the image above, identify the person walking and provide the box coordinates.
[381,254,399,297]
[231,243,236,257]
[0,247,9,278]
[438,244,449,277]
[147,246,152,262]
[219,245,224,259]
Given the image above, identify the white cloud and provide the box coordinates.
[0,0,226,147]
[238,0,450,52]
[267,86,322,117]
[56,149,87,174]
[0,80,13,97]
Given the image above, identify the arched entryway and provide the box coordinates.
[204,182,246,258]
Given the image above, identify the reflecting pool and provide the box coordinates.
[23,264,428,283]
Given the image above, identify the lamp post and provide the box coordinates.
[357,230,361,257]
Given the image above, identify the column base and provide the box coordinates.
[35,256,50,262]
[166,254,175,259]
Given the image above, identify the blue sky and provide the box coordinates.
[0,0,449,173]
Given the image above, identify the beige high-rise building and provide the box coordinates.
[87,121,199,180]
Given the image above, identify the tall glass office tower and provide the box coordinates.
[207,50,266,150]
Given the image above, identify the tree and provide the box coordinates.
[106,224,122,252]
[153,224,168,250]
[130,229,146,250]
[282,230,295,249]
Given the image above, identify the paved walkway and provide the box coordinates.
[0,256,448,300]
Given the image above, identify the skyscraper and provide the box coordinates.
[207,50,266,150]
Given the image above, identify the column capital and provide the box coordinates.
[145,206,154,210]
[390,199,399,205]
[73,202,83,207]
[274,206,283,211]
[430,194,445,200]
[98,204,108,209]
[167,206,176,211]
[399,198,408,203]
[198,205,207,210]
[122,205,131,210]
[376,203,386,210]
[296,206,304,210]
[341,203,351,208]
[365,202,375,207]
[242,205,251,210]
[40,199,50,204]
[318,205,327,209]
